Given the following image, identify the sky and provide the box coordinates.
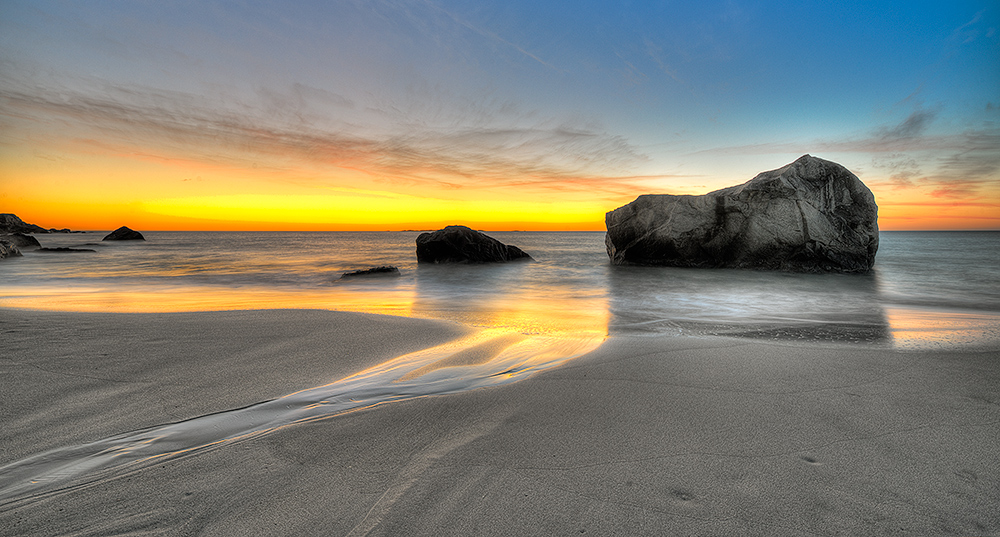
[1,0,998,231]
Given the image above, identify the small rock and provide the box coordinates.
[103,226,145,241]
[1,233,41,249]
[340,266,401,279]
[36,247,96,253]
[0,239,23,259]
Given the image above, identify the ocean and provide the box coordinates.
[3,230,999,499]
[2,230,999,350]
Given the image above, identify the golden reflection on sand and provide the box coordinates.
[0,285,609,335]
[0,286,418,316]
[886,307,1000,350]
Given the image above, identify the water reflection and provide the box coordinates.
[0,284,420,318]
[411,263,609,337]
[606,265,892,344]
[3,230,997,350]
[886,307,1000,350]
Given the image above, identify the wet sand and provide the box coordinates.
[2,309,999,536]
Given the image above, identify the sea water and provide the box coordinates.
[2,230,998,500]
[1,230,999,348]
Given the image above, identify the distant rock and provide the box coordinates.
[103,226,145,241]
[0,239,22,259]
[340,266,401,279]
[37,247,96,253]
[1,233,41,249]
[605,155,879,273]
[0,214,48,234]
[416,225,533,264]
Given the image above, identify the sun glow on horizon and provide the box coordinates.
[3,130,996,232]
[4,160,998,231]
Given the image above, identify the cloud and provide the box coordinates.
[875,109,937,141]
[0,80,647,197]
[360,0,559,72]
[921,146,1000,198]
[692,111,999,201]
[422,1,559,71]
[951,10,985,44]
[870,153,922,188]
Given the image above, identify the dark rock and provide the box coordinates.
[0,239,22,259]
[37,247,96,253]
[416,225,533,264]
[103,226,145,241]
[340,266,401,279]
[605,155,878,273]
[0,214,48,234]
[49,228,73,233]
[1,233,41,249]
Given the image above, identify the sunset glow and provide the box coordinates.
[2,1,998,231]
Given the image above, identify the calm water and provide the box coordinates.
[2,230,999,348]
[2,230,999,500]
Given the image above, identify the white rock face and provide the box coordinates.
[605,155,879,273]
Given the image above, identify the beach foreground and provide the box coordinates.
[1,309,998,536]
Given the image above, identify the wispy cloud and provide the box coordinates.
[0,80,647,197]
[417,0,560,71]
[692,108,1000,201]
[875,109,938,141]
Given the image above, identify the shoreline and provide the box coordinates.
[2,308,999,535]
[0,309,470,467]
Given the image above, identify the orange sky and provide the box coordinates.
[3,136,997,231]
[3,145,998,231]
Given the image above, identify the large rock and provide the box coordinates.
[0,239,22,259]
[0,214,48,234]
[605,155,878,273]
[1,233,41,249]
[103,226,145,241]
[416,226,533,263]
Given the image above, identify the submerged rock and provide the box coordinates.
[605,155,878,273]
[1,233,41,249]
[416,225,533,264]
[340,266,401,279]
[0,214,48,234]
[0,239,22,259]
[37,247,97,253]
[103,226,145,241]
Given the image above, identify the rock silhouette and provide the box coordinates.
[340,266,400,279]
[416,226,533,264]
[103,226,145,241]
[0,214,48,234]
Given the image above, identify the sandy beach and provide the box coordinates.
[1,308,998,536]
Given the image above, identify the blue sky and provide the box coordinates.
[1,0,998,229]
